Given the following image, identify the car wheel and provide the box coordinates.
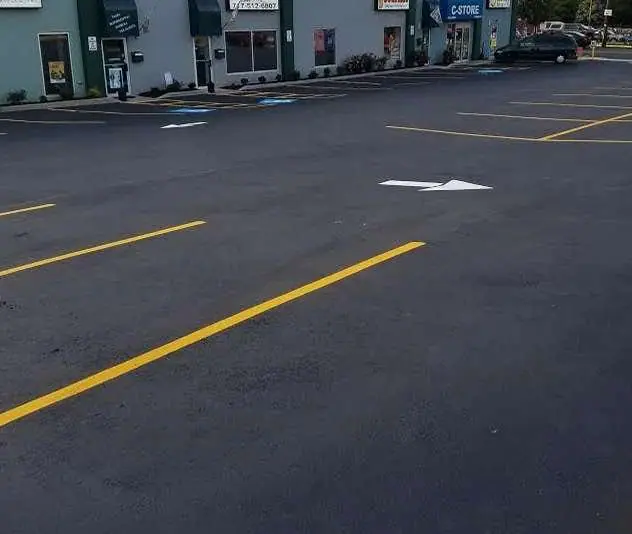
[555,54,567,64]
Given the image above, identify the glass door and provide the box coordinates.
[39,34,74,97]
[102,38,129,94]
[194,37,211,87]
[461,25,471,61]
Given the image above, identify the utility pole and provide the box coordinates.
[602,0,611,47]
[587,0,593,25]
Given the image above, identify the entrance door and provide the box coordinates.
[102,38,130,94]
[39,33,74,97]
[448,23,473,62]
[194,37,212,87]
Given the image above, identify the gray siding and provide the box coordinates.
[0,1,84,103]
[127,0,197,92]
[293,0,406,75]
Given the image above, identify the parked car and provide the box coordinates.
[564,31,590,48]
[495,33,579,64]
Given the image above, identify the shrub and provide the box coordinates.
[323,67,331,77]
[394,59,403,69]
[39,95,48,103]
[336,65,346,76]
[343,55,363,74]
[406,49,429,67]
[165,80,182,92]
[87,87,102,98]
[258,75,267,84]
[360,53,377,72]
[308,69,318,79]
[441,49,454,66]
[187,81,197,90]
[275,74,283,82]
[240,77,249,86]
[375,56,387,71]
[6,89,27,105]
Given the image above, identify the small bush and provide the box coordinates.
[375,56,387,71]
[407,49,428,67]
[361,53,376,72]
[165,80,182,92]
[240,77,249,86]
[87,87,102,98]
[336,65,346,76]
[394,59,403,69]
[308,70,318,79]
[187,81,197,90]
[258,75,267,84]
[323,67,331,77]
[39,95,48,103]
[275,74,283,82]
[6,89,27,105]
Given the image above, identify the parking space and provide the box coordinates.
[0,65,536,135]
[386,68,632,144]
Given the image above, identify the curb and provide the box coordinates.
[0,95,155,113]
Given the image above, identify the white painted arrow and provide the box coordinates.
[421,180,492,191]
[380,180,443,188]
[161,122,207,129]
[380,179,492,191]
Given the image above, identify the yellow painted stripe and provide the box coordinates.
[539,110,632,141]
[511,101,632,110]
[386,125,537,142]
[0,241,425,428]
[457,112,592,123]
[0,220,205,279]
[0,203,56,218]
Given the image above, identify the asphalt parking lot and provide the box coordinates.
[2,61,632,534]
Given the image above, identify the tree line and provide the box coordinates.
[517,0,632,26]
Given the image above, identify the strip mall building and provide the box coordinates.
[1,0,513,103]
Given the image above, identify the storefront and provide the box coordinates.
[424,0,517,63]
[0,0,85,103]
[293,0,410,76]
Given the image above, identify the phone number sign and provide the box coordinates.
[0,0,42,7]
[229,0,279,9]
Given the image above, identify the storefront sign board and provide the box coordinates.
[0,0,42,6]
[487,0,511,8]
[441,0,484,20]
[228,0,279,9]
[376,0,410,10]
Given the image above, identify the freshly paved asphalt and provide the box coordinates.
[1,62,632,533]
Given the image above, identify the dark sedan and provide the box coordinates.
[495,33,579,64]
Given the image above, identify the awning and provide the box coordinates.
[421,0,441,28]
[101,0,139,37]
[188,0,222,37]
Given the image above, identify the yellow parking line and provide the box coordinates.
[0,241,424,428]
[553,93,632,98]
[324,79,382,86]
[53,108,181,116]
[0,203,56,218]
[511,101,632,110]
[457,112,591,122]
[0,220,205,279]
[386,125,537,141]
[539,110,632,141]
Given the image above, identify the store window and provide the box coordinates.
[38,33,73,96]
[226,30,278,74]
[384,27,402,60]
[314,29,336,66]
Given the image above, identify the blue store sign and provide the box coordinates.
[440,0,483,20]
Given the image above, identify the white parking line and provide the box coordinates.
[322,79,382,86]
[0,118,106,124]
[554,93,632,98]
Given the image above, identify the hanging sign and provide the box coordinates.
[487,0,511,7]
[228,0,279,9]
[441,0,484,20]
[0,0,41,6]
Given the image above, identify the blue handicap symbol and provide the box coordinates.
[258,98,296,105]
[478,68,505,75]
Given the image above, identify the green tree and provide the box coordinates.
[551,0,580,21]
[611,0,632,26]
[517,0,552,25]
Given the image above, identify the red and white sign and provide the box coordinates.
[377,0,410,10]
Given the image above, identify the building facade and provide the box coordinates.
[421,0,513,63]
[1,0,513,104]
[0,0,86,104]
